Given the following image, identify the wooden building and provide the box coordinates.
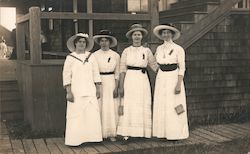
[0,0,249,132]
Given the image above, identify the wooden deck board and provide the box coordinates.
[33,139,50,154]
[196,128,231,142]
[111,141,134,151]
[82,144,100,154]
[45,138,62,154]
[93,143,111,153]
[10,139,25,153]
[191,129,221,143]
[22,139,37,154]
[216,125,247,137]
[203,126,237,139]
[2,122,250,153]
[70,146,86,154]
[230,123,250,132]
[0,139,13,153]
[189,132,214,144]
[134,140,153,149]
[102,141,123,153]
[226,124,250,134]
[52,138,74,154]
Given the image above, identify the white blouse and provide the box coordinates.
[63,52,101,97]
[93,49,120,80]
[155,40,186,76]
[120,46,158,73]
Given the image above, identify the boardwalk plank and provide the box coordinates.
[192,129,220,143]
[196,128,231,142]
[82,144,99,154]
[0,127,8,135]
[217,125,247,137]
[70,146,85,154]
[33,139,50,154]
[134,140,153,149]
[111,141,134,151]
[45,138,62,154]
[147,141,160,148]
[128,141,144,150]
[102,141,122,153]
[0,134,10,140]
[230,123,250,132]
[204,126,237,139]
[189,132,213,144]
[10,139,25,154]
[52,138,74,154]
[185,136,203,144]
[0,139,12,153]
[93,143,111,153]
[226,124,250,134]
[22,139,37,154]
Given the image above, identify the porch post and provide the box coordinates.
[29,7,42,64]
[149,0,159,51]
[87,0,93,37]
[16,23,25,60]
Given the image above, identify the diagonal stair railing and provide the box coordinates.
[176,0,243,49]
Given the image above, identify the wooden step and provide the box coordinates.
[0,100,22,113]
[160,2,219,17]
[160,11,208,23]
[170,0,221,9]
[0,111,23,120]
[0,90,20,100]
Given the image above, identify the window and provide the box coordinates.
[127,0,148,13]
[0,7,16,31]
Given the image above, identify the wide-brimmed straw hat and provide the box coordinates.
[66,33,94,52]
[93,30,117,47]
[153,24,181,41]
[126,24,148,39]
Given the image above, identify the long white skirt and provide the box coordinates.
[99,75,119,138]
[117,70,152,138]
[153,69,189,139]
[65,96,102,146]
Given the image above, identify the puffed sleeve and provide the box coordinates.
[62,56,73,87]
[147,48,158,72]
[119,49,127,73]
[90,55,102,83]
[114,53,120,80]
[177,46,186,76]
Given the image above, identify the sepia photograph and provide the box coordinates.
[0,0,250,153]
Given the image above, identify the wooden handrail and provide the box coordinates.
[176,0,243,49]
[40,12,151,21]
[16,14,30,24]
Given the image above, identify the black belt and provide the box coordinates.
[159,64,178,72]
[100,72,114,75]
[127,66,147,74]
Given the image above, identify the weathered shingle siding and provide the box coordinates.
[185,13,250,126]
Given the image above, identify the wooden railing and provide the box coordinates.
[176,0,243,49]
[16,0,159,64]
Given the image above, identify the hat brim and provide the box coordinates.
[67,34,94,52]
[153,25,181,41]
[126,28,148,39]
[93,35,117,47]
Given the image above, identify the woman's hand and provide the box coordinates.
[95,82,101,99]
[119,87,124,98]
[118,105,124,116]
[66,91,74,103]
[96,88,101,99]
[113,87,118,98]
[175,83,181,94]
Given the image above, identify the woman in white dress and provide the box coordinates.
[153,24,189,140]
[93,30,120,141]
[62,33,102,146]
[117,24,158,141]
